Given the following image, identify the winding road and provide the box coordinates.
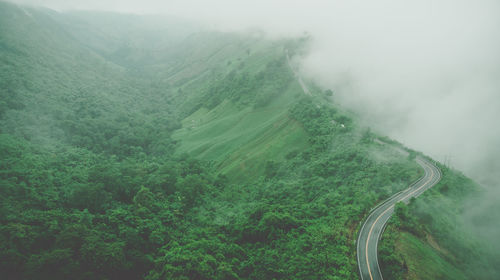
[283,48,441,279]
[357,157,442,280]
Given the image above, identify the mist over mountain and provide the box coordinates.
[12,0,500,254]
[1,1,499,279]
[9,0,500,187]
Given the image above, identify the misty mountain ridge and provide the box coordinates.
[0,2,499,279]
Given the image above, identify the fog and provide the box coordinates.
[298,1,500,188]
[11,0,499,185]
[10,0,500,239]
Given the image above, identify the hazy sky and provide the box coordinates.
[10,0,500,186]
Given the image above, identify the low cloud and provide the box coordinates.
[299,1,500,187]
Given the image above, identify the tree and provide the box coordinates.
[133,186,155,209]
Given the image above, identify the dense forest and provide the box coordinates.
[1,2,498,279]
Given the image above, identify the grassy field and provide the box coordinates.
[173,76,309,181]
[396,232,467,280]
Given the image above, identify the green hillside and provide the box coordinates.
[379,166,500,279]
[173,72,309,181]
[0,2,498,280]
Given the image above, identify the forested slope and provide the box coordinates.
[0,2,495,280]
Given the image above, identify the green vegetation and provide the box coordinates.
[172,66,309,181]
[379,166,500,279]
[1,2,496,280]
[382,231,467,280]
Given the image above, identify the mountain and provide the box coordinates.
[0,1,498,279]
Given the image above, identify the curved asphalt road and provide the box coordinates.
[357,157,441,280]
[283,48,441,279]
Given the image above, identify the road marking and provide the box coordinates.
[404,161,435,199]
[364,160,437,280]
[366,204,394,280]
